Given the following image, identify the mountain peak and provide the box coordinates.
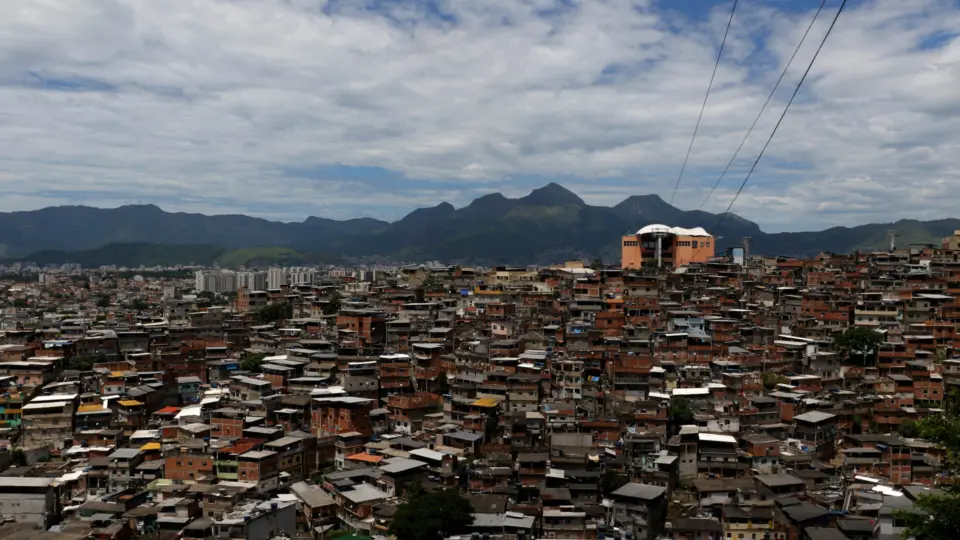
[117,203,164,213]
[613,194,676,216]
[397,201,456,226]
[520,183,586,207]
[616,193,669,207]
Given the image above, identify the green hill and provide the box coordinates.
[0,183,955,264]
[215,247,303,268]
[19,243,225,267]
[6,243,344,269]
[214,247,341,268]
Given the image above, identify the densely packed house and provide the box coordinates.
[0,242,958,540]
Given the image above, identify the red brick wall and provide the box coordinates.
[164,454,213,481]
[212,417,244,438]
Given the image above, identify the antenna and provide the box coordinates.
[887,230,899,253]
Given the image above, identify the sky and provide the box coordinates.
[0,0,958,233]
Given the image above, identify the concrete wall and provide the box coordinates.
[247,503,297,540]
[0,490,55,529]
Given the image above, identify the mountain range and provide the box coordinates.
[0,183,954,266]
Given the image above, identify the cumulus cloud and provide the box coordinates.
[0,0,958,232]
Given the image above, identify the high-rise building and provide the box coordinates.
[238,271,268,291]
[289,268,316,286]
[195,270,205,292]
[195,270,239,294]
[267,267,288,289]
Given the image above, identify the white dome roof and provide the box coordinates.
[636,224,673,236]
[635,224,710,237]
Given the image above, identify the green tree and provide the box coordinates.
[896,491,960,539]
[125,299,149,311]
[833,327,884,366]
[895,391,960,538]
[67,353,106,371]
[589,257,604,271]
[96,295,111,308]
[240,353,266,373]
[898,419,920,439]
[322,291,341,316]
[601,470,629,496]
[389,490,474,540]
[763,372,788,390]
[669,397,695,424]
[668,397,695,437]
[255,302,293,324]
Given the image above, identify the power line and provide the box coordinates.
[698,0,828,211]
[668,0,739,207]
[711,0,848,232]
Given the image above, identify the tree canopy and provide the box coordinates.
[833,327,884,366]
[895,391,960,538]
[389,490,474,540]
[898,419,920,439]
[602,470,629,496]
[669,396,695,424]
[240,353,266,373]
[125,298,149,311]
[322,292,341,316]
[255,301,293,324]
[667,397,695,437]
[896,490,960,539]
[763,372,788,390]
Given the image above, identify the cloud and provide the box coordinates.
[0,0,958,232]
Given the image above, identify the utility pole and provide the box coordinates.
[887,230,899,252]
[740,236,751,294]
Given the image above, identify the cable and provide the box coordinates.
[698,0,828,211]
[711,0,848,233]
[668,0,739,207]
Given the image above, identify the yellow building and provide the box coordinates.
[943,230,960,250]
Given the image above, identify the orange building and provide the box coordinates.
[621,224,715,269]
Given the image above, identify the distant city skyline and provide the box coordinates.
[0,0,958,233]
